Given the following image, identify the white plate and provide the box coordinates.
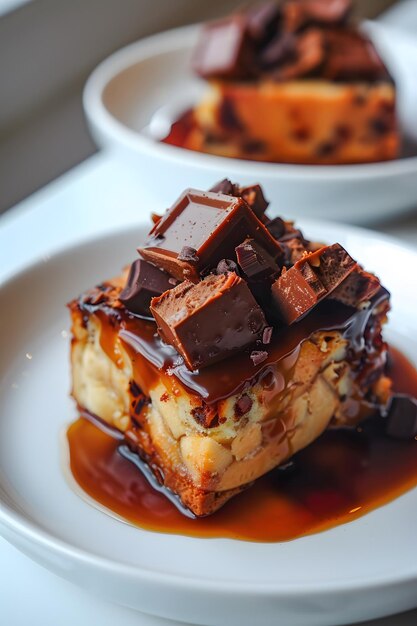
[83,22,417,225]
[0,221,416,626]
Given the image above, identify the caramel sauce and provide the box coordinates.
[67,345,417,542]
[93,288,389,405]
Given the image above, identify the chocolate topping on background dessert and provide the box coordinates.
[192,0,390,83]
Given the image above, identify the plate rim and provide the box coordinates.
[1,220,417,596]
[83,21,417,182]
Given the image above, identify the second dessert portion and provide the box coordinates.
[171,0,399,164]
[69,180,391,517]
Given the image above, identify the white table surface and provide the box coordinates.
[1,150,417,626]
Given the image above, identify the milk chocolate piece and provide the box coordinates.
[192,16,255,80]
[209,179,236,195]
[119,259,172,316]
[272,262,327,323]
[323,29,389,81]
[260,32,296,68]
[330,267,381,307]
[271,244,356,323]
[150,272,266,371]
[236,238,281,281]
[140,188,281,282]
[386,394,417,440]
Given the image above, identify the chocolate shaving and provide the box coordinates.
[262,326,273,344]
[250,350,269,366]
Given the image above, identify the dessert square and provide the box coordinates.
[69,180,391,517]
[177,0,399,164]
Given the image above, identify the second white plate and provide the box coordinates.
[0,221,416,626]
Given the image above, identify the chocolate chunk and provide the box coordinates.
[238,184,269,220]
[209,180,269,220]
[260,32,296,68]
[272,262,327,323]
[150,272,266,371]
[140,188,282,282]
[330,267,380,307]
[262,326,273,344]
[191,404,219,428]
[308,243,357,291]
[323,29,389,81]
[250,350,269,366]
[245,1,281,42]
[192,16,256,80]
[271,244,356,323]
[236,238,281,281]
[178,246,199,262]
[282,237,309,266]
[119,259,173,316]
[272,29,324,81]
[235,394,253,418]
[266,217,286,240]
[209,179,235,195]
[216,259,238,274]
[386,394,417,440]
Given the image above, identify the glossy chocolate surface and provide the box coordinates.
[80,286,389,405]
[67,346,417,542]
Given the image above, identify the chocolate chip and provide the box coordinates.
[235,394,253,418]
[386,394,417,440]
[216,259,238,274]
[218,97,244,131]
[250,350,269,366]
[316,140,337,158]
[262,326,273,344]
[370,117,389,136]
[178,246,199,263]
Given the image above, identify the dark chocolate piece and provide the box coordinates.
[140,188,282,282]
[236,238,281,281]
[216,259,238,274]
[234,394,253,417]
[330,267,380,307]
[209,179,236,195]
[307,243,357,291]
[192,16,255,80]
[119,259,173,316]
[266,217,286,240]
[150,272,266,371]
[386,394,417,440]
[250,350,269,366]
[238,184,269,220]
[271,244,356,323]
[260,32,296,68]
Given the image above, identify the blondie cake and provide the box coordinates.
[184,0,399,164]
[69,181,391,516]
